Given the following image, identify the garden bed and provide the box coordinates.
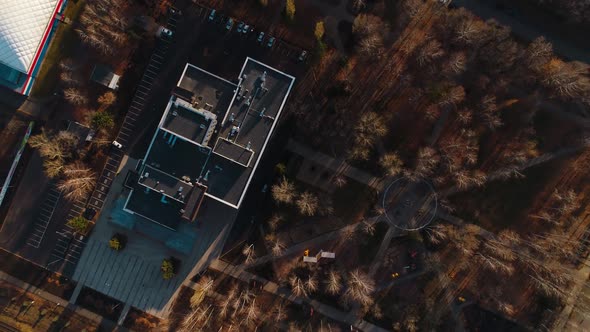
[0,282,98,332]
[76,287,122,322]
[122,307,161,331]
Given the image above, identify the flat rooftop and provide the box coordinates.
[213,138,254,166]
[176,64,236,116]
[125,188,184,230]
[143,129,210,182]
[161,98,217,146]
[139,165,191,202]
[125,57,294,229]
[207,59,294,207]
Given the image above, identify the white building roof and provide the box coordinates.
[0,0,61,73]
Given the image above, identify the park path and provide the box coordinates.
[286,139,384,189]
[239,213,383,269]
[207,259,390,331]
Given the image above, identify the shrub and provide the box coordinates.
[109,233,127,251]
[285,0,296,21]
[315,21,325,41]
[275,163,287,175]
[67,216,91,234]
[91,111,114,130]
[161,258,175,280]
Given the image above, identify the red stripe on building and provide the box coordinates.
[20,0,65,94]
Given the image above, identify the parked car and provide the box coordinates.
[257,31,265,43]
[267,36,275,48]
[237,22,245,33]
[298,50,308,62]
[243,24,250,34]
[208,9,216,21]
[226,18,234,31]
[112,141,123,149]
[156,26,173,39]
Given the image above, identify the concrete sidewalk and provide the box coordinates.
[0,270,119,330]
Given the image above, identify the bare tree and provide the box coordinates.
[524,36,553,72]
[271,177,297,204]
[60,72,79,86]
[272,302,287,321]
[290,276,308,297]
[305,274,319,294]
[242,244,256,264]
[243,298,260,327]
[539,58,590,100]
[332,174,348,187]
[342,269,375,306]
[444,52,467,76]
[270,237,285,257]
[267,214,283,232]
[63,88,88,106]
[379,152,404,176]
[416,38,445,67]
[191,276,214,308]
[352,14,388,57]
[325,269,342,295]
[57,162,96,201]
[296,191,319,216]
[97,91,117,111]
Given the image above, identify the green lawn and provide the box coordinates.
[30,0,86,98]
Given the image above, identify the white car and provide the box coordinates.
[156,26,173,39]
[112,141,123,149]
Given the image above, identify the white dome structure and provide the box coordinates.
[0,0,65,95]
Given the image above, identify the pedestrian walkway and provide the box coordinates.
[286,139,384,190]
[239,215,382,269]
[209,259,390,332]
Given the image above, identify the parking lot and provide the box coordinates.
[25,184,61,248]
[3,1,309,290]
[188,5,308,79]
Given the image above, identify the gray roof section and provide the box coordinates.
[161,98,217,146]
[213,138,254,166]
[143,129,210,183]
[208,58,294,207]
[176,64,236,118]
[125,188,184,230]
[139,165,192,202]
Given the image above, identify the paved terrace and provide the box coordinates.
[73,157,238,315]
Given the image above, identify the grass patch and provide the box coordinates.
[332,179,377,223]
[30,0,86,97]
[450,157,568,233]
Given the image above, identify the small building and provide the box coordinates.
[0,0,67,95]
[90,64,121,90]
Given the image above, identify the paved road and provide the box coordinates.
[453,0,590,63]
